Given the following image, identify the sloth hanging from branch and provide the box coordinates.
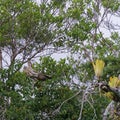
[23,61,52,81]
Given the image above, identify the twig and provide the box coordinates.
[78,91,86,120]
[51,89,82,116]
[87,99,97,120]
[78,84,93,120]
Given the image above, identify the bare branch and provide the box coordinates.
[51,89,82,116]
[102,101,115,120]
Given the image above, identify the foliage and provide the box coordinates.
[0,0,120,120]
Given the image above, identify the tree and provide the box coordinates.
[1,0,120,120]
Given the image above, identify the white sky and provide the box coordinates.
[2,0,120,67]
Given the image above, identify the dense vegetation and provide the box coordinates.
[0,0,120,119]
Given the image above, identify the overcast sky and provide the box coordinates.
[2,0,120,67]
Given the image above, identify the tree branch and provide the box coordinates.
[102,101,115,120]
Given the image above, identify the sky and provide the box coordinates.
[2,0,120,67]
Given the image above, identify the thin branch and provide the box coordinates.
[51,89,82,116]
[102,101,114,120]
[87,99,97,120]
[78,90,86,120]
